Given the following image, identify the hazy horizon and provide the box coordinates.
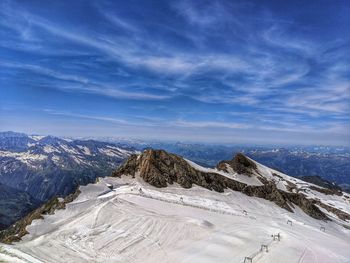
[1,129,349,148]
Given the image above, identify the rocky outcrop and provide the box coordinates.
[301,175,342,192]
[284,192,328,220]
[113,149,328,220]
[315,201,350,221]
[113,149,245,192]
[240,183,328,220]
[216,153,258,176]
[309,185,343,196]
[0,188,81,244]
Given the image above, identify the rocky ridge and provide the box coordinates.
[216,153,258,176]
[113,149,333,221]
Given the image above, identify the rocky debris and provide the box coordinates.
[284,192,328,220]
[113,149,328,220]
[340,184,350,194]
[241,182,292,211]
[343,224,350,230]
[315,201,350,221]
[300,175,342,192]
[240,183,328,220]
[0,188,81,244]
[285,181,298,192]
[309,185,343,196]
[216,153,258,176]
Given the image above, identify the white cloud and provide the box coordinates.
[0,0,349,145]
[173,120,248,129]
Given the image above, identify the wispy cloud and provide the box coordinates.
[173,120,248,129]
[0,61,89,83]
[173,0,236,26]
[0,60,170,100]
[0,0,349,145]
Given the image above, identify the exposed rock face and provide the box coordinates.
[284,192,328,219]
[241,182,291,211]
[309,185,342,196]
[240,183,327,220]
[113,149,328,220]
[0,188,81,244]
[315,201,350,221]
[113,149,243,192]
[300,175,342,195]
[216,153,258,176]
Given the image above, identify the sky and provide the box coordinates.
[0,0,349,146]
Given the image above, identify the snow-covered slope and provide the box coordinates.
[249,157,350,217]
[1,150,349,263]
[1,176,349,263]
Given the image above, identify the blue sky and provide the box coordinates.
[0,0,349,145]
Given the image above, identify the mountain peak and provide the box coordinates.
[113,148,229,190]
[216,152,258,175]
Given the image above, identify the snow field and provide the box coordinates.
[1,176,349,263]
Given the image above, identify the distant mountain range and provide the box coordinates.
[1,131,349,230]
[0,131,137,229]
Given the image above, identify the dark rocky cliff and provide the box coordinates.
[113,149,242,192]
[216,153,258,175]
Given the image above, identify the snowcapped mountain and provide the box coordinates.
[0,131,137,229]
[1,149,349,262]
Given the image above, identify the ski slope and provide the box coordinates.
[1,175,349,263]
